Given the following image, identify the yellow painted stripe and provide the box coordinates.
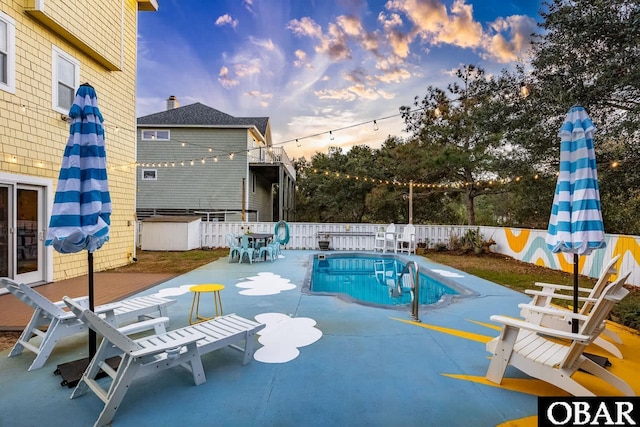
[390,317,492,343]
[443,374,568,397]
[496,415,537,427]
[466,318,501,331]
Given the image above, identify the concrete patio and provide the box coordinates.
[1,250,638,427]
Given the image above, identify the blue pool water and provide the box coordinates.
[309,254,458,307]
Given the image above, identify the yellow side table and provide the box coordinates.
[189,284,224,325]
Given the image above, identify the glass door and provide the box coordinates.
[0,185,8,277]
[15,186,45,283]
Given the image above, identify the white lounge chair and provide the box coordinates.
[396,224,416,254]
[486,275,634,396]
[63,296,265,427]
[520,255,624,358]
[2,278,175,371]
[374,223,396,253]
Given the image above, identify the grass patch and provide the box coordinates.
[424,250,639,331]
[109,248,229,274]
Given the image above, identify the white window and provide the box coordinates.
[141,130,170,140]
[0,11,16,94]
[52,46,80,113]
[141,169,157,181]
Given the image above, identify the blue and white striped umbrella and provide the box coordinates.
[546,105,605,255]
[46,84,111,254]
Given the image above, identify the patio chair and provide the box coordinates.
[259,242,275,262]
[2,278,175,371]
[270,234,281,257]
[226,233,241,262]
[519,255,624,358]
[63,297,265,427]
[486,275,634,396]
[374,224,396,253]
[396,224,416,255]
[239,234,255,264]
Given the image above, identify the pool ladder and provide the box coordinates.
[397,261,420,322]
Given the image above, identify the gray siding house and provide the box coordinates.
[136,98,296,222]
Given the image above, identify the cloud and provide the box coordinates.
[293,49,312,68]
[235,272,296,295]
[287,17,323,39]
[374,56,412,83]
[343,67,370,84]
[288,17,352,61]
[253,312,323,363]
[218,66,239,88]
[234,61,261,77]
[385,0,482,49]
[336,15,363,36]
[482,15,537,62]
[250,36,276,51]
[316,22,351,61]
[376,67,411,83]
[243,0,254,14]
[315,88,357,101]
[386,0,448,34]
[386,28,413,58]
[215,14,239,29]
[314,83,395,102]
[433,0,483,49]
[245,90,273,107]
[378,11,403,31]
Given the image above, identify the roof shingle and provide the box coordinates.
[137,102,269,135]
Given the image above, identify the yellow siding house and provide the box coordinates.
[0,0,158,285]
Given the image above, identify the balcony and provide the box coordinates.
[248,147,296,180]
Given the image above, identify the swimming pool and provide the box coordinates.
[306,253,459,308]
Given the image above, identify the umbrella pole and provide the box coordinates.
[572,254,579,334]
[88,251,97,358]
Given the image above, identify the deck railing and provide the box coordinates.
[137,221,640,287]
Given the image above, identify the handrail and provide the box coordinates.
[398,261,420,322]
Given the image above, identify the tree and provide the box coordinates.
[529,0,640,234]
[294,146,378,223]
[399,65,525,225]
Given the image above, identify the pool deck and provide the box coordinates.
[1,250,638,427]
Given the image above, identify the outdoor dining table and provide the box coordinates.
[241,233,272,248]
[238,233,273,261]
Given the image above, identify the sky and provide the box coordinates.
[136,0,543,160]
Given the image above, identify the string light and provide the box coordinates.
[301,166,565,190]
[0,98,627,181]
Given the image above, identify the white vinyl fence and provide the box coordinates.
[137,221,640,287]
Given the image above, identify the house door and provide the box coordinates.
[0,184,47,284]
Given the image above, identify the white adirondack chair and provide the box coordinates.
[2,278,175,371]
[374,224,396,253]
[486,275,634,396]
[63,297,265,427]
[396,224,416,254]
[520,255,624,358]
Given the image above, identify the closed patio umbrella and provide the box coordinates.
[46,83,111,359]
[545,105,605,333]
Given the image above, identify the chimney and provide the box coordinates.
[166,95,179,110]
